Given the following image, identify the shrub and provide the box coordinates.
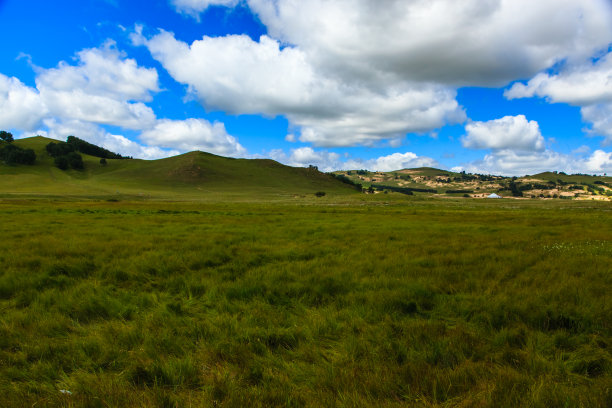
[315,191,326,197]
[0,144,36,165]
[331,173,362,191]
[47,142,84,170]
[46,142,75,157]
[67,152,84,170]
[54,156,69,170]
[67,135,129,159]
[0,130,14,142]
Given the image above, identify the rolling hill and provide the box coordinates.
[334,167,612,200]
[0,136,359,199]
[2,136,610,201]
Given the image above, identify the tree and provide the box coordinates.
[46,142,75,157]
[47,141,83,170]
[67,135,128,159]
[67,152,84,170]
[100,158,107,166]
[509,181,523,197]
[0,144,36,165]
[315,191,326,197]
[54,156,69,170]
[0,131,13,143]
[18,148,36,165]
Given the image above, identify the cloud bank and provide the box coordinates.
[4,0,612,173]
[3,42,246,160]
[454,149,612,176]
[140,119,245,156]
[157,0,612,156]
[463,115,545,151]
[137,30,465,147]
[247,0,612,86]
[268,147,438,173]
[506,50,612,145]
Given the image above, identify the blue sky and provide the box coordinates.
[1,0,612,175]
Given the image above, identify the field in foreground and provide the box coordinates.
[0,198,610,407]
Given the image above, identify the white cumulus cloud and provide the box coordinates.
[583,150,612,173]
[247,0,612,86]
[268,147,341,171]
[463,115,545,151]
[2,42,246,160]
[35,43,159,130]
[140,118,246,157]
[505,51,612,105]
[267,148,437,172]
[154,0,612,148]
[170,0,238,19]
[137,30,465,147]
[344,152,439,172]
[454,149,612,176]
[505,50,612,145]
[581,104,612,145]
[0,74,48,131]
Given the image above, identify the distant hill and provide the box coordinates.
[0,136,359,199]
[334,167,612,200]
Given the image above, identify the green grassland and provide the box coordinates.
[0,137,611,406]
[0,196,610,407]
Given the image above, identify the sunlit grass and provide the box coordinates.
[0,198,610,407]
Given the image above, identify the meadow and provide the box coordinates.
[0,196,610,407]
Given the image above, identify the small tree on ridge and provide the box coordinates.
[0,131,14,143]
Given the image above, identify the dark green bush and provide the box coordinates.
[0,130,14,142]
[54,156,69,170]
[0,144,36,165]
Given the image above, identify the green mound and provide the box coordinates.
[0,136,358,199]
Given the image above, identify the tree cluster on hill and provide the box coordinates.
[0,131,36,165]
[331,173,363,191]
[46,136,129,170]
[394,173,411,181]
[46,142,83,170]
[453,172,499,182]
[509,181,523,197]
[66,136,130,159]
[497,180,523,197]
[0,144,36,165]
[373,185,414,195]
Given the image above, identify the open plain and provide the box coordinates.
[0,194,610,407]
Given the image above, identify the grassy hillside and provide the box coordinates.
[0,199,610,407]
[526,171,610,184]
[1,137,357,199]
[334,167,612,200]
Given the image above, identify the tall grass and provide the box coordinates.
[0,198,610,407]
